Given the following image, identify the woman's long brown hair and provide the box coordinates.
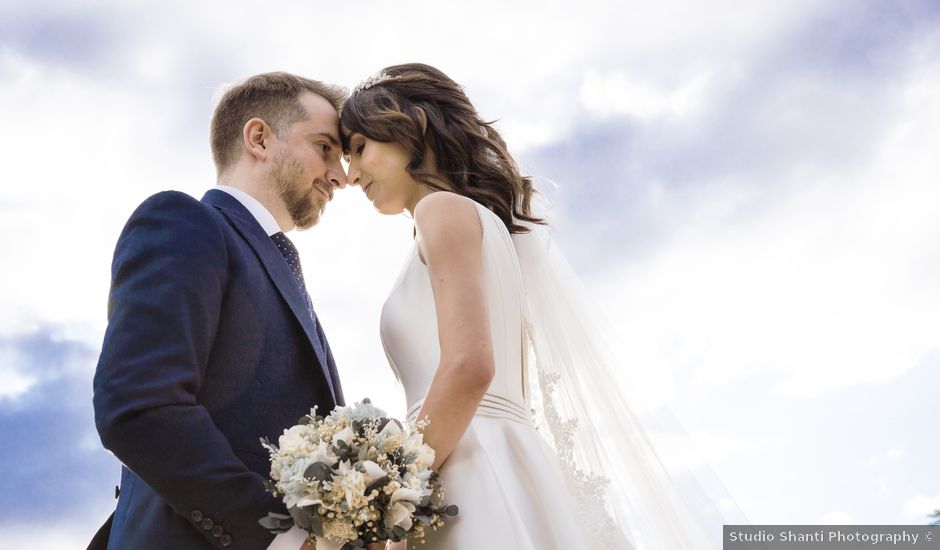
[341,63,544,233]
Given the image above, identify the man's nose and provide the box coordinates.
[326,166,347,190]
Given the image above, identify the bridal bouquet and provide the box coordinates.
[260,399,458,548]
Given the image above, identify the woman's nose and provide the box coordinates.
[347,166,361,186]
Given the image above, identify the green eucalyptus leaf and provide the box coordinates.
[304,462,333,482]
[366,475,390,494]
[259,512,294,533]
[288,506,314,531]
[375,417,391,432]
[307,510,324,536]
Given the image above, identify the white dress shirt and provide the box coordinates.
[214,185,308,550]
[215,185,283,236]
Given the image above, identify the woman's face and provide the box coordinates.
[344,131,417,215]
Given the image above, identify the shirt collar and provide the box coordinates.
[215,185,282,237]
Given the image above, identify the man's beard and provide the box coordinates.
[271,152,325,231]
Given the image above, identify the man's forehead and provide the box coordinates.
[295,99,341,142]
[297,92,339,124]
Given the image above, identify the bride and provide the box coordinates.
[341,63,739,549]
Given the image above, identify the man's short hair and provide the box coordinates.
[210,72,347,172]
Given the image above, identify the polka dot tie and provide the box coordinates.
[271,232,338,400]
[270,232,314,315]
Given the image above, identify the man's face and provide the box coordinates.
[270,91,345,230]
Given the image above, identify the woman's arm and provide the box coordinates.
[412,192,495,470]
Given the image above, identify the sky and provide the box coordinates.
[2,0,939,547]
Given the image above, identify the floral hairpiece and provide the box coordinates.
[352,72,393,94]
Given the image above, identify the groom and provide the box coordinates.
[92,72,348,549]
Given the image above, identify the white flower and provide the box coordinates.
[414,446,435,468]
[280,457,316,508]
[348,400,387,421]
[390,486,423,505]
[402,434,435,469]
[359,460,386,485]
[269,455,293,481]
[333,426,355,446]
[384,501,416,531]
[378,420,402,438]
[334,459,353,476]
[332,460,368,510]
[310,441,339,467]
[278,425,311,454]
[297,496,322,507]
[377,420,404,453]
[402,470,434,499]
[325,405,352,425]
[401,432,423,453]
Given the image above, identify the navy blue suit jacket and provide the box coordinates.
[93,189,344,549]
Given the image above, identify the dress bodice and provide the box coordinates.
[379,197,531,423]
[379,195,631,550]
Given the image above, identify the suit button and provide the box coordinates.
[114,485,120,499]
[220,534,233,547]
[211,525,224,538]
[191,510,204,522]
[201,517,214,530]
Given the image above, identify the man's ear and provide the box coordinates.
[243,117,272,161]
[414,106,429,135]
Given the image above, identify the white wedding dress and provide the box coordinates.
[380,197,633,549]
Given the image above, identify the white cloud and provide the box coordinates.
[0,349,37,400]
[867,447,906,467]
[591,43,940,399]
[690,430,785,465]
[293,190,416,418]
[0,517,114,550]
[0,49,206,334]
[821,511,855,524]
[904,493,940,521]
[633,428,785,479]
[580,69,714,120]
[0,325,99,408]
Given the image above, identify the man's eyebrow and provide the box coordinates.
[309,132,340,146]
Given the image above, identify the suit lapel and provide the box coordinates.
[202,189,337,404]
